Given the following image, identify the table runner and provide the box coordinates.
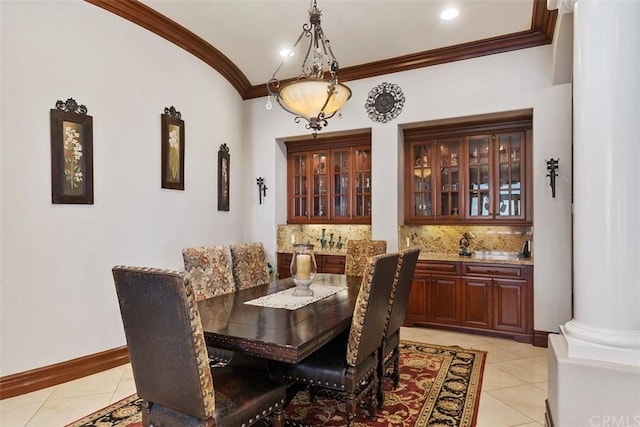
[244,284,347,310]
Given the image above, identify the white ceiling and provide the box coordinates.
[139,0,535,86]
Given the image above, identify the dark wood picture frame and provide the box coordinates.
[50,98,94,204]
[161,106,185,190]
[218,144,230,211]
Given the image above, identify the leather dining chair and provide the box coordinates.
[229,242,271,290]
[182,245,236,365]
[112,266,286,427]
[377,247,421,407]
[344,239,387,276]
[281,252,400,426]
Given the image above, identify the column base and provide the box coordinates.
[562,320,640,366]
[548,333,640,427]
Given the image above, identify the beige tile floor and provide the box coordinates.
[0,327,549,427]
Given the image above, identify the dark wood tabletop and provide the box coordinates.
[197,273,362,363]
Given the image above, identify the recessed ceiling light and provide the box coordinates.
[279,48,294,58]
[440,7,459,20]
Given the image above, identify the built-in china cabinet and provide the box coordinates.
[403,116,533,225]
[285,130,372,224]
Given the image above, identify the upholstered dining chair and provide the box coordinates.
[229,242,271,290]
[377,247,421,407]
[182,245,236,300]
[344,239,387,276]
[112,266,286,427]
[281,252,400,426]
[182,245,237,364]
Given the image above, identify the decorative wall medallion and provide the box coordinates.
[365,82,405,123]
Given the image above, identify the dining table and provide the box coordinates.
[197,273,362,364]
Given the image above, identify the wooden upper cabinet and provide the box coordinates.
[286,131,372,224]
[404,116,532,225]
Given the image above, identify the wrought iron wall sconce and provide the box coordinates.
[546,158,559,198]
[256,177,268,204]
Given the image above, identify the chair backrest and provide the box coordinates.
[385,247,420,339]
[230,242,270,290]
[112,266,215,421]
[182,245,235,300]
[346,252,400,367]
[344,239,387,276]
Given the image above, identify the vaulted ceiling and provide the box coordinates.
[86,0,557,99]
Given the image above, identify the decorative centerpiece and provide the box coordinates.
[290,243,317,296]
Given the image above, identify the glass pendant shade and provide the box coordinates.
[279,80,352,119]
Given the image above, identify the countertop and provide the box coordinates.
[418,251,533,266]
[278,250,533,266]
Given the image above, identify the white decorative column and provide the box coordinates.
[547,0,640,425]
[567,0,640,366]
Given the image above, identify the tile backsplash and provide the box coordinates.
[277,224,371,254]
[399,225,533,255]
[277,224,533,256]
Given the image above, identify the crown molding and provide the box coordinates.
[85,0,556,101]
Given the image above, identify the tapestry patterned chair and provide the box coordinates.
[230,242,271,290]
[281,252,400,426]
[344,239,387,276]
[182,245,236,300]
[377,247,420,407]
[112,266,286,427]
[182,245,236,364]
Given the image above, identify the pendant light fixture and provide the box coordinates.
[266,0,351,137]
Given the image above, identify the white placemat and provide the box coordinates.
[244,284,347,310]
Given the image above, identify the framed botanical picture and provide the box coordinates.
[50,98,94,204]
[161,106,185,190]
[218,144,230,211]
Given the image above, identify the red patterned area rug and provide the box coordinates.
[66,341,485,427]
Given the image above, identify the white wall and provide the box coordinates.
[244,46,573,334]
[0,1,246,376]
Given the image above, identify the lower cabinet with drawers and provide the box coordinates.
[276,252,346,279]
[405,259,533,343]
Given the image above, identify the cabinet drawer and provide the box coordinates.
[321,254,346,268]
[319,254,346,274]
[417,261,460,275]
[462,263,525,278]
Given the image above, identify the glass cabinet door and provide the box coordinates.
[354,148,371,218]
[291,154,308,219]
[467,136,491,218]
[438,140,461,218]
[411,143,433,218]
[311,152,328,220]
[496,132,523,218]
[331,150,349,219]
